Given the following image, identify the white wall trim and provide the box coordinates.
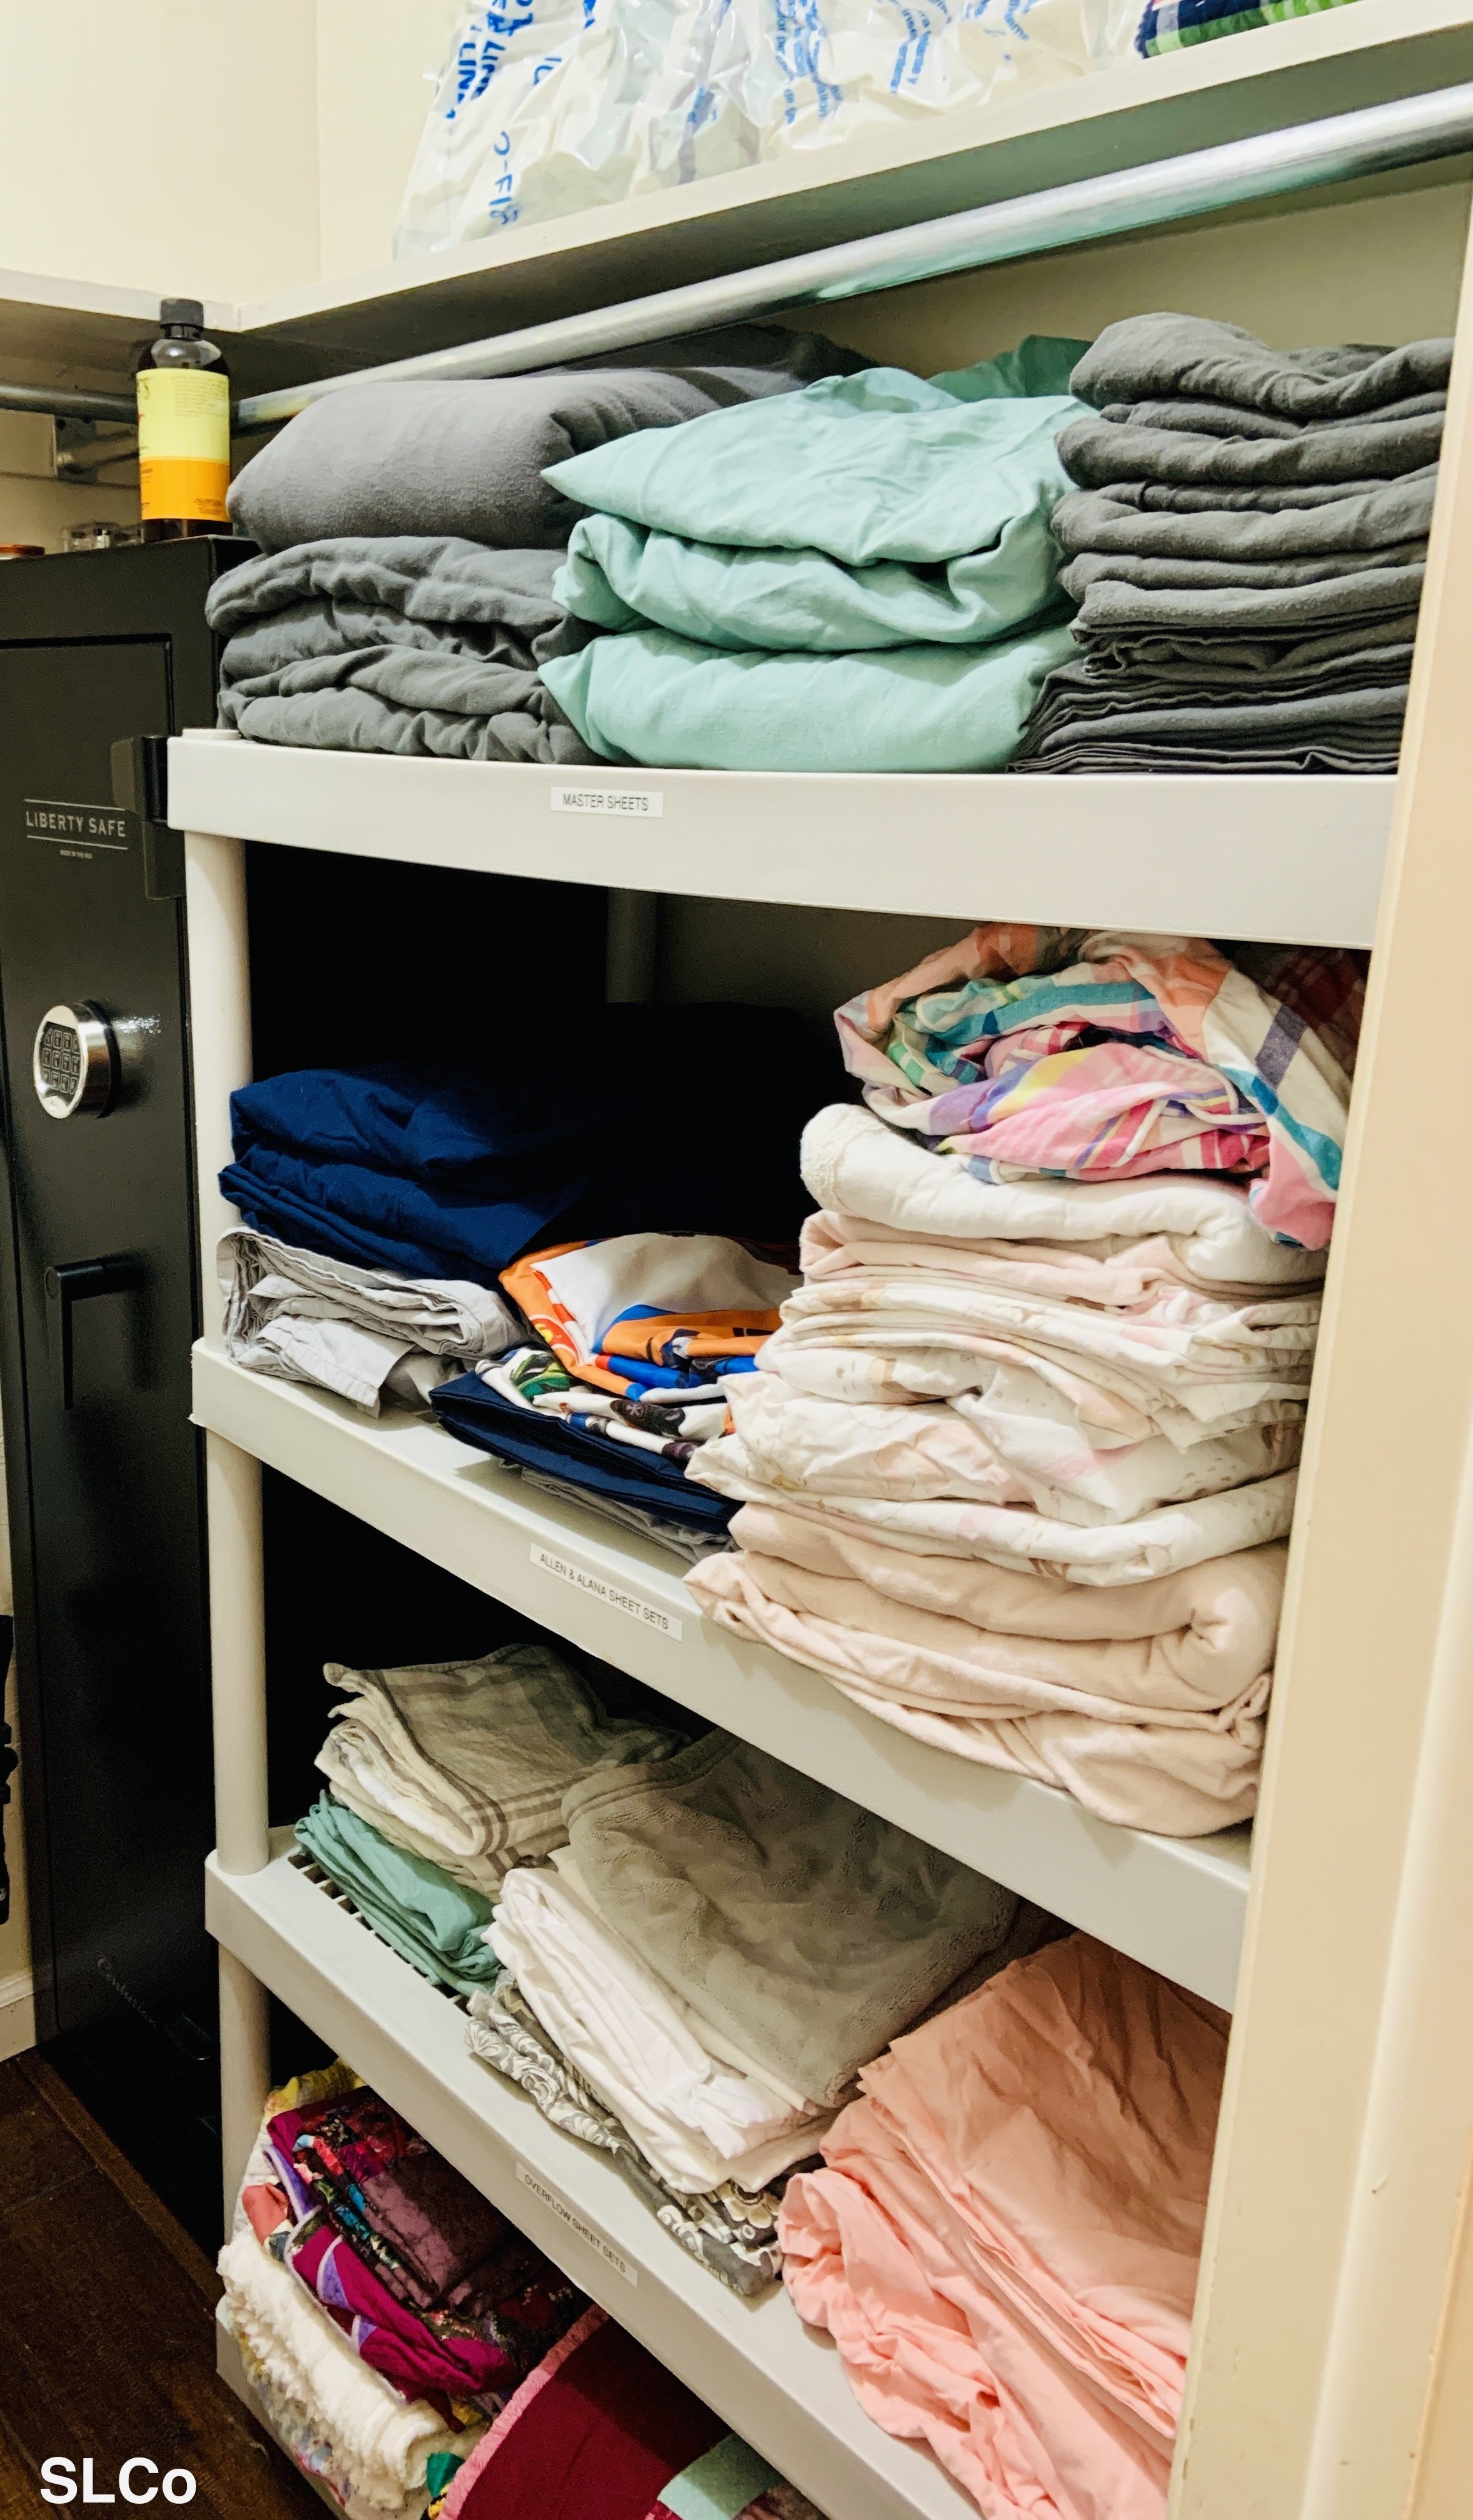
[0,1965,36,2063]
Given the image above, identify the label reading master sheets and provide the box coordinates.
[551,784,663,818]
[516,2162,637,2285]
[530,1543,682,1639]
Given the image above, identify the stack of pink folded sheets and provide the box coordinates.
[778,1931,1229,2520]
[687,923,1364,1837]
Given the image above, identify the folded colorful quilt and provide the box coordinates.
[296,1796,501,1999]
[780,1934,1229,2520]
[466,1979,791,2298]
[439,2303,826,2520]
[498,1234,797,1397]
[688,1515,1280,1834]
[226,327,867,552]
[220,1227,519,1416]
[429,1365,739,1536]
[315,1642,686,1896]
[801,1102,1326,1288]
[489,1861,832,2194]
[837,923,1361,1248]
[564,1729,1019,2106]
[222,1005,837,1283]
[1139,1,1362,58]
[207,539,598,764]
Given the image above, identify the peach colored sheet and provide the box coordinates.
[779,1935,1228,2520]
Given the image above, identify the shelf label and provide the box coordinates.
[530,1542,682,1639]
[551,784,664,819]
[516,2161,637,2285]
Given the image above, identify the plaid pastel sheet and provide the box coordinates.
[1137,0,1359,54]
[836,924,1364,1250]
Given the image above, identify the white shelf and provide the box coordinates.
[170,735,1392,947]
[193,1342,1251,2008]
[235,1,1473,372]
[208,1832,976,2520]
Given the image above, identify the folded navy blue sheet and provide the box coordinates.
[221,1004,839,1283]
[429,1371,736,1532]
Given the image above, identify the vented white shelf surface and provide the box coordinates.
[207,1834,976,2520]
[170,733,1392,946]
[193,1342,1251,2007]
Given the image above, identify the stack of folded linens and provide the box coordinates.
[221,2061,587,2517]
[781,1931,1228,2519]
[469,1729,1049,2294]
[1014,313,1447,772]
[537,338,1089,772]
[688,924,1362,1835]
[209,328,867,762]
[430,1232,798,1551]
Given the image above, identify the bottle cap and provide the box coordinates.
[159,296,205,329]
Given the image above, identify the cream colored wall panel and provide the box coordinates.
[0,0,320,302]
[316,0,462,283]
[1171,194,1473,2520]
[813,169,1472,374]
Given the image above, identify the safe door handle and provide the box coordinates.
[44,1256,144,1409]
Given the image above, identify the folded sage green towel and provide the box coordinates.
[562,1729,1019,2106]
[296,1793,501,1998]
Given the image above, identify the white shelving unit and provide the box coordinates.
[192,1341,1250,2009]
[169,734,1392,946]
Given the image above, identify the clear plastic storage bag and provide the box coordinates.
[394,0,1145,257]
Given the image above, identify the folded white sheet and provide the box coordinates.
[487,1864,831,2194]
[688,1512,1276,1833]
[801,1103,1326,1287]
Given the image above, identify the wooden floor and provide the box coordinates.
[0,2053,323,2517]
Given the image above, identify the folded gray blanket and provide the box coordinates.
[1058,408,1444,492]
[1066,557,1425,641]
[1051,471,1437,566]
[228,326,867,553]
[562,1729,1018,2106]
[219,1224,519,1414]
[207,537,598,762]
[1013,685,1409,774]
[1071,313,1453,426]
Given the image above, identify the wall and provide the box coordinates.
[316,0,463,282]
[0,0,321,302]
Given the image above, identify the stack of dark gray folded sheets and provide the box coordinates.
[208,325,867,763]
[1013,312,1449,774]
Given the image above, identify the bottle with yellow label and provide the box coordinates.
[136,297,231,541]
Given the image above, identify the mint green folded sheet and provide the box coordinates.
[296,1792,501,1997]
[539,617,1076,774]
[538,339,1087,772]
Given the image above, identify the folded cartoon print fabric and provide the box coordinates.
[836,922,1362,1248]
[497,1234,796,1397]
[780,1933,1229,2519]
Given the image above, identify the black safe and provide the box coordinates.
[0,537,248,2240]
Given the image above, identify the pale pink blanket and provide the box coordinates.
[779,1934,1229,2520]
[689,1506,1277,1832]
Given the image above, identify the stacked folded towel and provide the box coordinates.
[1015,313,1447,772]
[439,2302,825,2520]
[687,926,1362,1834]
[219,1002,831,1284]
[470,1728,1048,2292]
[539,339,1088,772]
[780,1932,1227,2520]
[221,2061,587,2518]
[1138,0,1360,52]
[209,328,867,761]
[429,1232,799,1548]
